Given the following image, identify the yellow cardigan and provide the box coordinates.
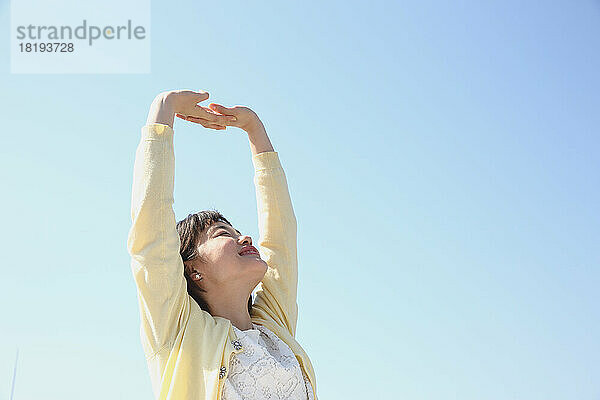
[127,123,318,400]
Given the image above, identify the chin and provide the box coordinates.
[254,258,268,271]
[239,256,267,273]
[254,259,268,276]
[249,263,268,288]
[240,253,267,265]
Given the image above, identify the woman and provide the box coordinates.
[127,89,318,400]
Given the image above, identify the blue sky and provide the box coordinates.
[1,1,599,399]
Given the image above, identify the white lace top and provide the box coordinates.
[222,323,315,400]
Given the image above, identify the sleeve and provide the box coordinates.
[250,151,300,338]
[126,123,192,358]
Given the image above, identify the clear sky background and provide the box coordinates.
[1,1,599,399]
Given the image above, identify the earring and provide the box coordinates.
[194,273,202,280]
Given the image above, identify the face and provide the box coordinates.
[188,222,268,292]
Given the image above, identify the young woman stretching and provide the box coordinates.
[127,89,318,399]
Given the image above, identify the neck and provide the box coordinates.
[208,290,253,331]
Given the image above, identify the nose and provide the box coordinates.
[239,235,252,246]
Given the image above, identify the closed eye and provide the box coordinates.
[217,231,230,237]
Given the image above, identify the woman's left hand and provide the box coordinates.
[176,103,263,134]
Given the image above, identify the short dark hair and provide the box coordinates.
[176,209,253,315]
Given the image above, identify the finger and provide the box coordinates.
[201,106,237,125]
[198,106,224,116]
[194,90,210,101]
[207,103,248,128]
[185,115,227,130]
[194,105,237,125]
[182,90,209,102]
[181,113,229,127]
[200,119,227,130]
[208,103,237,115]
[177,109,221,123]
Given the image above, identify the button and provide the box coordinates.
[219,366,227,379]
[232,340,243,351]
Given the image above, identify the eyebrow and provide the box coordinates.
[209,224,241,236]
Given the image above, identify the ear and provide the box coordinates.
[192,271,203,281]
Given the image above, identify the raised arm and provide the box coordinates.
[250,149,299,337]
[200,103,300,337]
[127,91,236,358]
[174,101,299,337]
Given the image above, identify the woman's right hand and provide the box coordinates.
[146,90,237,130]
